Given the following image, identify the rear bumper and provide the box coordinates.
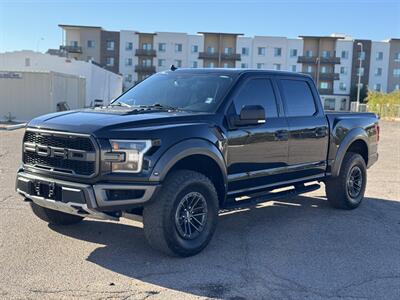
[16,171,159,219]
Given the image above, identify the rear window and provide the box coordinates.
[280,79,316,117]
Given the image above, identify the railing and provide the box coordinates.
[297,56,340,64]
[60,45,82,53]
[135,49,156,57]
[134,65,156,73]
[198,52,241,60]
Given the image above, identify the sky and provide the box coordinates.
[0,0,399,53]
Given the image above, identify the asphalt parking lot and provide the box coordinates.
[0,121,399,300]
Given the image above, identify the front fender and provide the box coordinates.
[331,127,369,177]
[149,139,227,186]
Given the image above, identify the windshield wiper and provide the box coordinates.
[145,103,180,111]
[110,100,132,108]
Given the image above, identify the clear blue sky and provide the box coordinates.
[0,0,399,52]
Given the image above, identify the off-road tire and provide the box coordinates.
[325,152,367,209]
[143,170,219,257]
[30,202,84,225]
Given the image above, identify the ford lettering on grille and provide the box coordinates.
[22,130,98,177]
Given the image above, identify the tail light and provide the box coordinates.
[375,123,380,143]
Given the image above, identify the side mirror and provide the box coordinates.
[236,105,265,126]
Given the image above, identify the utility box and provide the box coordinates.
[0,71,86,122]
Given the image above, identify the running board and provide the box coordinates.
[221,183,321,210]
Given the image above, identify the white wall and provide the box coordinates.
[286,38,303,72]
[155,32,189,72]
[236,37,253,68]
[334,39,353,95]
[187,34,203,68]
[0,51,122,106]
[368,41,390,92]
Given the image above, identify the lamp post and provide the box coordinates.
[356,42,364,111]
[315,56,321,90]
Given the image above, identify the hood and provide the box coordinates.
[28,107,216,136]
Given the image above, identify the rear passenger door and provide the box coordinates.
[277,78,329,180]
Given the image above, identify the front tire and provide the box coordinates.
[143,170,219,257]
[30,202,84,225]
[325,152,367,209]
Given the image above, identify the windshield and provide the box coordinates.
[114,72,234,112]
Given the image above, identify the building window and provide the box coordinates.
[124,74,132,82]
[340,66,347,74]
[106,40,115,51]
[273,63,281,70]
[375,67,382,76]
[393,69,400,77]
[191,61,198,68]
[208,62,215,68]
[191,45,198,53]
[290,49,298,57]
[340,98,347,111]
[207,47,215,53]
[158,59,165,67]
[106,57,114,66]
[142,59,152,67]
[224,47,233,54]
[306,65,313,73]
[142,43,152,50]
[223,62,229,68]
[256,63,264,69]
[339,82,346,91]
[395,84,400,90]
[241,63,248,68]
[87,56,94,62]
[357,67,365,76]
[125,58,132,66]
[320,82,329,89]
[258,47,266,56]
[341,51,349,59]
[274,47,282,57]
[70,41,78,47]
[322,51,330,58]
[158,43,166,52]
[374,84,381,91]
[87,40,95,48]
[395,53,400,62]
[25,58,30,67]
[358,51,365,60]
[305,50,313,57]
[175,43,182,52]
[324,98,336,111]
[291,65,297,72]
[321,66,328,73]
[175,59,182,67]
[125,42,133,50]
[242,47,249,56]
[376,51,383,60]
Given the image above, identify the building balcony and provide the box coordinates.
[297,56,340,64]
[303,72,339,81]
[135,49,156,57]
[134,65,156,73]
[198,52,241,60]
[60,45,82,53]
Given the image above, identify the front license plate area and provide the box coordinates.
[31,180,61,201]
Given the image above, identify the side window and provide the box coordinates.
[233,79,278,118]
[280,79,316,117]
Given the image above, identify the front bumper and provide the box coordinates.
[16,171,159,220]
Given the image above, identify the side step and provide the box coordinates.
[221,183,321,210]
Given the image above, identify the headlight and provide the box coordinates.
[106,140,152,173]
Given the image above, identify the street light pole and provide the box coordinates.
[316,56,321,89]
[356,42,364,111]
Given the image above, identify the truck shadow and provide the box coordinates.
[50,195,400,299]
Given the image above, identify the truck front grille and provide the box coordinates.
[22,129,98,177]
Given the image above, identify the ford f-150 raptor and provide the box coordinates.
[16,68,379,256]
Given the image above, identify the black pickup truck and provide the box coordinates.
[16,69,379,256]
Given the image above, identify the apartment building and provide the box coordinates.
[58,24,120,74]
[198,32,242,68]
[387,39,400,92]
[53,24,399,110]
